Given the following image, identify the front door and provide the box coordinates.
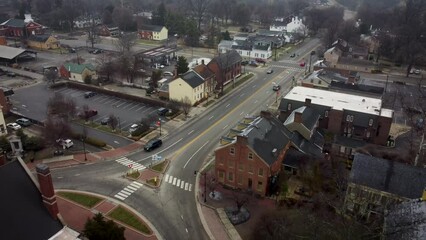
[248,178,252,190]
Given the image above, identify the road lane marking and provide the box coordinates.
[226,104,230,108]
[240,112,244,115]
[183,140,210,168]
[208,116,214,120]
[140,138,183,161]
[117,192,129,197]
[254,100,258,104]
[131,181,143,187]
[173,71,292,159]
[223,124,228,130]
[127,185,138,191]
[114,195,126,200]
[187,130,194,135]
[121,189,132,195]
[124,187,135,193]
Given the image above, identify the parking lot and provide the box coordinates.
[10,83,167,132]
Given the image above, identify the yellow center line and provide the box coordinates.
[172,70,293,160]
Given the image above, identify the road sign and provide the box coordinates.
[152,154,162,161]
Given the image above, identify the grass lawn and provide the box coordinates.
[127,170,140,179]
[151,161,167,172]
[146,177,160,186]
[108,206,152,234]
[57,192,102,208]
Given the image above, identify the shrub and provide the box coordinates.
[85,137,106,148]
[25,136,45,151]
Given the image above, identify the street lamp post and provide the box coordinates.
[159,118,162,136]
[309,50,315,73]
[82,125,87,161]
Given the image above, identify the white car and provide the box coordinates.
[129,124,139,133]
[163,71,174,76]
[7,123,21,130]
[56,139,74,149]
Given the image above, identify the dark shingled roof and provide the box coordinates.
[181,71,204,88]
[28,34,51,42]
[350,154,426,199]
[285,106,320,132]
[140,24,164,32]
[210,50,242,69]
[0,160,63,240]
[243,116,292,165]
[1,18,26,28]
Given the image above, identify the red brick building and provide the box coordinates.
[0,18,44,38]
[207,50,242,91]
[279,86,393,159]
[215,111,324,196]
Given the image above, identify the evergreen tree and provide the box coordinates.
[176,56,189,75]
[83,213,125,240]
[152,2,167,26]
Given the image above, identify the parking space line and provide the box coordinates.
[149,109,158,114]
[94,96,108,102]
[140,107,152,113]
[122,103,135,109]
[128,103,141,111]
[116,101,128,108]
[111,99,123,105]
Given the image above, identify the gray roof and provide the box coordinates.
[211,50,242,69]
[284,106,320,132]
[334,135,366,148]
[28,34,51,43]
[1,18,26,27]
[350,154,426,199]
[0,160,63,239]
[329,81,384,96]
[243,116,292,165]
[0,45,26,60]
[384,200,426,240]
[181,71,204,88]
[140,24,164,32]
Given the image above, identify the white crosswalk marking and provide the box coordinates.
[114,181,143,200]
[115,157,147,171]
[176,179,181,186]
[189,184,192,192]
[180,181,184,189]
[165,174,169,182]
[168,175,173,183]
[163,175,193,192]
[173,178,177,185]
[185,182,189,191]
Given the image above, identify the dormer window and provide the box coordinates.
[369,119,373,126]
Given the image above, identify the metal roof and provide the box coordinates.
[0,45,26,60]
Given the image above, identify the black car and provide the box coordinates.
[273,85,281,91]
[157,107,169,116]
[290,53,296,58]
[68,48,76,53]
[144,138,162,151]
[84,91,97,98]
[241,60,249,66]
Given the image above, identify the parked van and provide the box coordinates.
[144,138,162,151]
[157,107,169,116]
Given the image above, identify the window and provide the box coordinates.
[248,164,253,174]
[230,147,235,155]
[258,168,264,177]
[261,54,265,58]
[255,53,259,57]
[257,181,263,192]
[218,171,225,182]
[346,115,350,122]
[246,51,250,55]
[350,115,354,122]
[219,157,224,166]
[366,131,371,138]
[248,152,253,160]
[239,163,244,171]
[238,175,243,185]
[368,119,373,126]
[324,111,329,117]
[310,79,314,83]
[229,159,234,168]
[340,146,345,153]
[228,172,234,182]
[318,80,322,84]
[287,103,292,111]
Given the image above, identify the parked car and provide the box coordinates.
[56,139,74,149]
[273,85,281,91]
[6,72,16,77]
[84,91,97,98]
[53,149,64,156]
[7,122,21,130]
[255,58,266,63]
[290,53,296,58]
[249,61,258,67]
[100,117,111,125]
[163,71,174,76]
[157,107,169,116]
[299,62,305,67]
[129,124,139,133]
[414,69,421,75]
[266,69,274,74]
[16,118,32,127]
[144,138,162,151]
[241,60,249,66]
[90,49,103,54]
[68,48,76,53]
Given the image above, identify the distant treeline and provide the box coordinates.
[335,0,401,11]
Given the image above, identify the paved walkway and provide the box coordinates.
[56,191,158,240]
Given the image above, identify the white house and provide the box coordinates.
[270,16,306,34]
[169,70,206,105]
[0,107,7,136]
[218,40,272,60]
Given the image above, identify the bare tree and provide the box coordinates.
[115,33,137,53]
[108,114,119,131]
[87,15,98,48]
[185,0,212,31]
[47,93,76,121]
[231,192,249,214]
[179,96,192,119]
[96,53,116,83]
[43,116,72,148]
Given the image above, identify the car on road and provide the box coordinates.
[84,91,97,98]
[241,60,249,66]
[7,122,21,130]
[290,53,296,58]
[255,58,266,63]
[414,69,421,75]
[6,72,16,77]
[100,117,111,125]
[90,49,103,54]
[16,118,32,127]
[68,48,76,53]
[273,85,281,91]
[299,62,305,67]
[266,69,274,74]
[57,139,74,149]
[144,138,162,151]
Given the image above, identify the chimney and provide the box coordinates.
[260,111,272,119]
[0,154,5,166]
[36,164,59,219]
[201,59,205,65]
[294,111,303,123]
[305,98,311,107]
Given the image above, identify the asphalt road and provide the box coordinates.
[50,38,322,240]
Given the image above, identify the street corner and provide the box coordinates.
[138,168,162,188]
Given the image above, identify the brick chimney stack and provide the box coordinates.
[36,164,59,219]
[0,154,5,166]
[305,98,311,107]
[294,111,303,123]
